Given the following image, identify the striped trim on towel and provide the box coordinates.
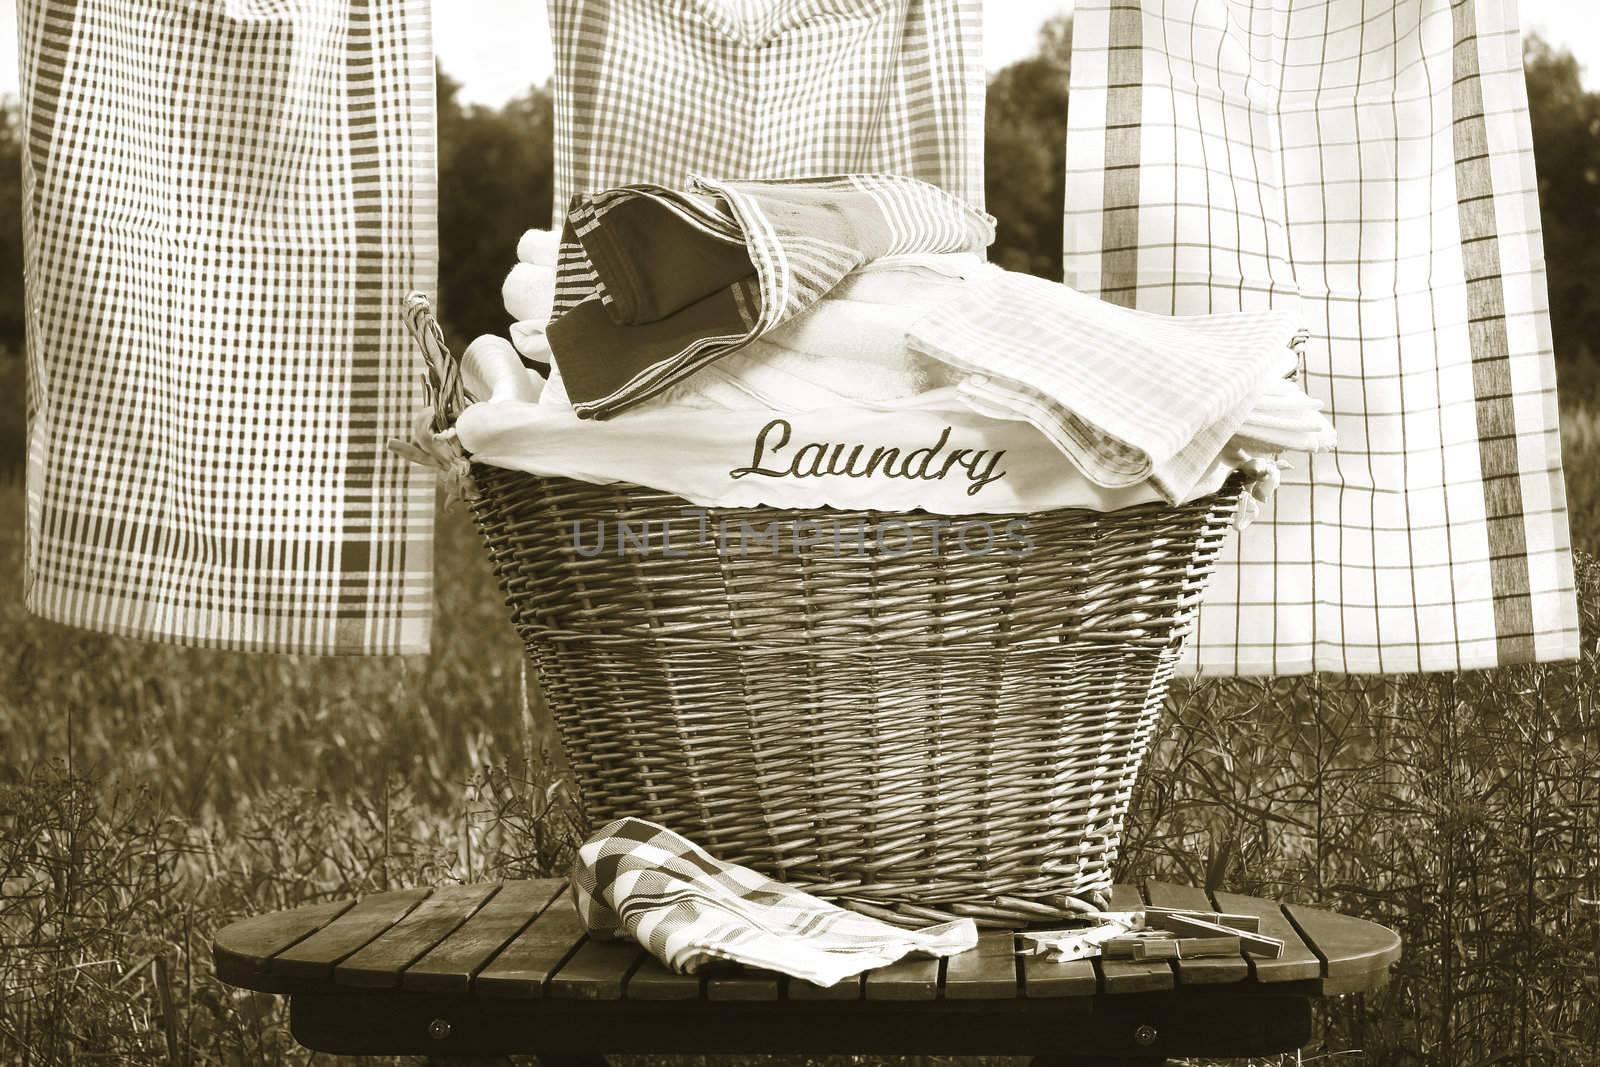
[1063,0,1578,673]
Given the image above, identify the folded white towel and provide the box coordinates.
[697,338,951,411]
[462,335,543,405]
[517,228,560,268]
[510,320,553,364]
[1228,377,1336,453]
[765,297,916,363]
[503,262,557,324]
[845,251,992,288]
[540,360,571,409]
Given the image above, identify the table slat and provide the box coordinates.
[1282,901,1401,989]
[272,888,433,983]
[706,966,783,1001]
[944,930,1018,999]
[1144,880,1250,985]
[1211,890,1323,984]
[335,884,499,989]
[212,898,356,986]
[1097,884,1173,993]
[403,879,566,993]
[624,956,704,1001]
[787,974,864,1001]
[1021,948,1098,998]
[474,891,590,998]
[548,936,645,1000]
[863,954,941,1001]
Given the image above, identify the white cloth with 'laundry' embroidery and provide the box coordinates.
[455,388,1229,516]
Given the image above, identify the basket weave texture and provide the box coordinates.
[468,463,1243,926]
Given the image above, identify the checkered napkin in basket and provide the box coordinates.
[571,818,979,987]
[548,175,995,418]
[548,0,986,218]
[1064,0,1579,673]
[908,269,1303,503]
[15,0,438,654]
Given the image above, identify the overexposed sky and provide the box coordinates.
[431,0,1081,105]
[1,1,1596,105]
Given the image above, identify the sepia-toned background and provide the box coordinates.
[2,4,1598,1064]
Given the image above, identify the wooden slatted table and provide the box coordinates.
[213,878,1399,1066]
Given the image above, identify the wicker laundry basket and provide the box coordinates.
[406,297,1244,926]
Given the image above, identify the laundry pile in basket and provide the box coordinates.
[448,174,1333,523]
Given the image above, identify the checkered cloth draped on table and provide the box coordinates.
[1064,0,1579,673]
[16,0,438,654]
[571,818,979,987]
[548,174,996,418]
[548,0,986,219]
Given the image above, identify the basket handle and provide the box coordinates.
[403,292,464,433]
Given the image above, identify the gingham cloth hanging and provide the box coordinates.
[548,0,987,217]
[572,818,979,987]
[1064,0,1580,673]
[17,0,437,653]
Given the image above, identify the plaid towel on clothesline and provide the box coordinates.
[547,175,995,418]
[16,0,437,654]
[571,818,978,988]
[548,0,986,219]
[1064,0,1579,673]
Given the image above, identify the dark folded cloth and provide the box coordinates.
[547,174,995,419]
[573,193,756,325]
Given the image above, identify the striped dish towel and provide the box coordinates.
[549,0,986,217]
[571,818,978,988]
[17,0,437,654]
[548,175,995,418]
[907,269,1306,503]
[1064,0,1580,673]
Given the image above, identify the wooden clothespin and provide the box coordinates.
[1102,933,1243,960]
[1142,906,1262,934]
[1141,910,1284,959]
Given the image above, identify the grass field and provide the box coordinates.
[2,404,1598,1065]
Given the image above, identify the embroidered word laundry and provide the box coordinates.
[730,419,1007,498]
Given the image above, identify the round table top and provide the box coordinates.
[214,877,1400,1002]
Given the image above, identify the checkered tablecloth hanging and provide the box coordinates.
[17,0,438,654]
[1064,0,1579,673]
[548,0,987,217]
